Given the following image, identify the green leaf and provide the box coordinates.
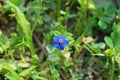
[64,60,73,67]
[4,0,35,55]
[113,23,120,35]
[32,55,40,65]
[91,42,105,49]
[98,18,107,29]
[0,35,9,46]
[67,36,74,45]
[117,76,120,80]
[46,44,55,53]
[53,31,61,36]
[89,43,101,54]
[49,53,59,62]
[104,36,113,47]
[10,0,23,6]
[64,31,73,37]
[5,72,24,80]
[20,65,37,77]
[105,4,116,15]
[117,11,120,20]
[9,36,22,48]
[5,0,30,34]
[3,63,24,80]
[73,34,83,46]
[0,35,9,53]
[56,26,66,33]
[111,33,120,47]
[50,65,60,79]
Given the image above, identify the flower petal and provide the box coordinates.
[59,35,66,40]
[53,36,59,41]
[58,45,64,50]
[62,40,69,47]
[52,42,59,47]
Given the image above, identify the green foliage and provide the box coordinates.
[19,65,37,77]
[98,18,107,29]
[104,36,113,48]
[4,63,24,80]
[0,0,120,79]
[0,35,9,53]
[0,61,24,80]
[10,0,23,6]
[50,65,60,79]
[4,0,35,55]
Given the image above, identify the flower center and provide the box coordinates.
[58,39,63,44]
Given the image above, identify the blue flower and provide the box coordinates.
[52,35,69,50]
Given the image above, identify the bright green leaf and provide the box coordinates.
[10,0,23,6]
[32,55,40,65]
[20,65,37,77]
[104,36,113,47]
[49,53,59,62]
[64,60,73,67]
[3,63,24,80]
[105,4,116,15]
[98,19,107,29]
[50,65,60,79]
[46,44,55,53]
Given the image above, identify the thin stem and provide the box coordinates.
[74,0,88,32]
[9,49,15,59]
[110,60,115,80]
[56,0,61,21]
[31,19,38,33]
[69,0,76,9]
[73,12,98,46]
[84,45,94,55]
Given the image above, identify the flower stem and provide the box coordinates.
[110,60,115,80]
[57,0,61,21]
